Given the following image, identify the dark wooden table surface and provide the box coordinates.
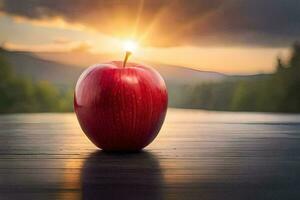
[1,109,300,200]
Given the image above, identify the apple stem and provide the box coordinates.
[123,51,131,68]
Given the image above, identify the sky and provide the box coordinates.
[0,0,299,74]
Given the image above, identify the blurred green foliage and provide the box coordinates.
[1,43,300,113]
[0,55,73,113]
[172,42,300,113]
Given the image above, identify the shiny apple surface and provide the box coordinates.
[74,62,168,151]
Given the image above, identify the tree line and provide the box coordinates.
[171,43,300,113]
[0,54,73,113]
[0,43,300,113]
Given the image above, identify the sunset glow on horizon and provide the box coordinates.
[0,0,298,74]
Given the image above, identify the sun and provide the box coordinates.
[123,40,139,53]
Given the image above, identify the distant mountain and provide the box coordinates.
[1,49,226,89]
[35,51,227,85]
[149,63,226,85]
[1,50,84,89]
[228,73,271,81]
[35,52,116,68]
[1,48,272,108]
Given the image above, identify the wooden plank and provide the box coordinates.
[0,109,300,199]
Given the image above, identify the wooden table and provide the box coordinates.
[1,109,300,199]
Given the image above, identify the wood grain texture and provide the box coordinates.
[1,109,300,200]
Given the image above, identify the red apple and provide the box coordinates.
[74,61,168,151]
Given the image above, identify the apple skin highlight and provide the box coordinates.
[74,61,168,151]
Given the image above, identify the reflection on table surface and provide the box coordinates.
[1,109,300,199]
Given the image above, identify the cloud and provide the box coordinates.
[3,40,92,52]
[53,37,72,45]
[70,42,92,53]
[1,0,300,47]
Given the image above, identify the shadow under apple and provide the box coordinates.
[81,151,163,200]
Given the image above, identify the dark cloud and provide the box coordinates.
[1,0,300,47]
